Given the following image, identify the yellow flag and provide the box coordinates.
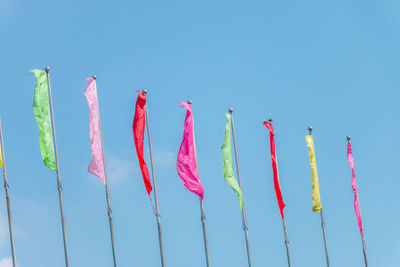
[0,150,3,168]
[305,135,322,212]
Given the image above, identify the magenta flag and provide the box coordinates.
[85,77,105,184]
[177,102,204,200]
[347,142,363,234]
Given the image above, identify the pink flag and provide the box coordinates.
[347,142,363,234]
[85,77,105,184]
[177,102,204,200]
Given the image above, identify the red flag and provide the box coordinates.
[132,92,152,195]
[263,121,286,218]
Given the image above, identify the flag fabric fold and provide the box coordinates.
[347,142,364,234]
[176,102,204,200]
[31,69,56,171]
[132,91,152,195]
[84,77,105,184]
[263,121,286,218]
[305,135,322,212]
[222,113,243,209]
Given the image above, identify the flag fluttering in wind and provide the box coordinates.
[0,148,3,168]
[263,121,286,218]
[31,69,56,171]
[305,135,322,212]
[84,77,105,184]
[177,102,204,200]
[132,91,152,195]
[222,113,243,209]
[347,142,364,234]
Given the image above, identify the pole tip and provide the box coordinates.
[142,89,147,95]
[347,136,351,142]
[92,75,97,80]
[228,108,233,113]
[45,67,50,73]
[268,118,273,123]
[308,126,313,134]
[187,100,192,104]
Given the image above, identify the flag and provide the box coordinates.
[177,102,204,200]
[222,113,243,209]
[263,121,286,218]
[305,135,322,212]
[347,142,364,234]
[84,77,105,183]
[31,69,56,171]
[132,91,152,195]
[0,149,3,168]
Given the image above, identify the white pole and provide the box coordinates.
[0,117,17,267]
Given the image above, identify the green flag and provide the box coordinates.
[222,113,243,209]
[31,69,56,171]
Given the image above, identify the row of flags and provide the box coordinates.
[0,68,369,267]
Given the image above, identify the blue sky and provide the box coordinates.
[0,1,399,266]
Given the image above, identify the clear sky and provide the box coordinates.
[0,1,399,267]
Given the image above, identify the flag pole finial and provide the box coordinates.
[187,100,192,105]
[228,108,233,114]
[142,89,147,95]
[268,118,273,123]
[92,75,97,80]
[308,126,313,135]
[45,67,50,73]
[347,136,351,143]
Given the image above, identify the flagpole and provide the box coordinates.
[268,119,291,267]
[361,233,368,267]
[93,75,118,267]
[229,108,252,267]
[45,67,70,267]
[308,126,330,267]
[0,117,17,267]
[188,100,211,267]
[347,136,368,267]
[142,90,166,267]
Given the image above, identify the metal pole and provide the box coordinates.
[188,100,211,267]
[200,200,211,267]
[93,75,118,267]
[0,117,17,267]
[229,108,252,267]
[268,119,291,267]
[142,90,166,267]
[45,67,70,267]
[346,136,368,267]
[308,126,330,267]
[320,210,330,267]
[282,218,291,267]
[361,233,368,267]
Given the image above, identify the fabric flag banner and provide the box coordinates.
[176,102,204,200]
[31,69,56,171]
[132,91,152,195]
[84,77,105,184]
[305,135,322,212]
[263,121,286,218]
[347,142,364,234]
[0,149,3,168]
[221,113,243,209]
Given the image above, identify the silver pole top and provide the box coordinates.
[347,136,351,142]
[308,126,313,135]
[142,89,147,95]
[187,100,192,104]
[45,67,50,73]
[228,108,233,114]
[92,75,97,80]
